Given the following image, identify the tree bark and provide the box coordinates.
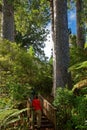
[50,0,54,35]
[52,0,69,96]
[2,0,14,42]
[76,0,85,48]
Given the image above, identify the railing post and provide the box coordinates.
[55,109,57,130]
[32,109,35,130]
[39,94,57,130]
[27,98,35,130]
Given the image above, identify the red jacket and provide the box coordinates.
[32,98,42,111]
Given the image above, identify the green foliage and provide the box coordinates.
[72,95,87,130]
[0,108,28,129]
[0,109,18,126]
[67,0,75,10]
[53,88,74,130]
[0,96,13,110]
[69,59,87,84]
[14,0,50,57]
[53,88,87,130]
[53,88,74,107]
[0,39,52,101]
[82,0,87,23]
[69,36,87,84]
[85,43,87,48]
[28,46,35,56]
[73,79,87,97]
[7,83,31,101]
[68,36,87,129]
[33,59,53,95]
[69,61,87,71]
[70,44,87,66]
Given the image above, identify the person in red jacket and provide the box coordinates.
[32,95,42,129]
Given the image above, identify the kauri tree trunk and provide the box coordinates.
[2,0,14,42]
[76,0,85,48]
[52,0,69,96]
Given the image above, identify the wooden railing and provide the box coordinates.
[39,95,57,130]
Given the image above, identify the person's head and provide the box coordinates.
[34,95,38,99]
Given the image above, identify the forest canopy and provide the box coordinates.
[0,0,87,130]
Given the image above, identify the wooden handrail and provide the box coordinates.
[27,95,57,129]
[39,95,57,129]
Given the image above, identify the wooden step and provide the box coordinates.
[33,114,54,130]
[34,124,54,129]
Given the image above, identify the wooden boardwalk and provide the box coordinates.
[27,95,57,130]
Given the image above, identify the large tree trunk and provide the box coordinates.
[76,0,85,48]
[50,0,54,37]
[52,0,69,96]
[2,0,14,42]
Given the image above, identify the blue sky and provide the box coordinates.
[68,9,76,34]
[44,9,76,58]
